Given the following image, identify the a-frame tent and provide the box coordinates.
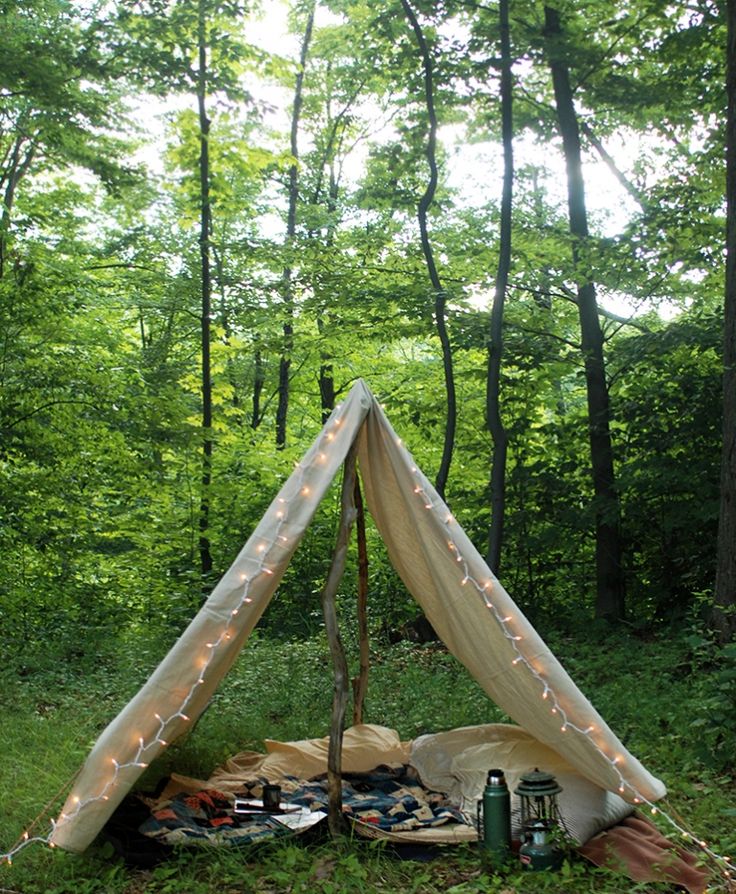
[51,379,666,853]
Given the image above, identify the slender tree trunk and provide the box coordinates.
[318,164,339,423]
[197,0,214,584]
[486,0,513,574]
[0,135,36,280]
[544,5,625,621]
[579,120,646,209]
[276,3,315,448]
[713,0,736,643]
[401,0,456,501]
[251,344,264,430]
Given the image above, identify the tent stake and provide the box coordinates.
[320,443,358,837]
[352,474,370,726]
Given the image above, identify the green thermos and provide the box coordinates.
[478,768,511,861]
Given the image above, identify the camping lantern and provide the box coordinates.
[514,768,565,871]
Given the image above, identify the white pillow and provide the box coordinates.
[411,724,632,845]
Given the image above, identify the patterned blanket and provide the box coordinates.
[139,766,467,847]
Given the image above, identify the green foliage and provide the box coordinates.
[687,631,736,773]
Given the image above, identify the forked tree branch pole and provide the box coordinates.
[352,476,370,725]
[320,443,359,837]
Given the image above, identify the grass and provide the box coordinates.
[0,625,735,893]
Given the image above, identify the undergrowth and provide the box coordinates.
[0,626,734,893]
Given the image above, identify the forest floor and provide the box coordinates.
[0,625,734,893]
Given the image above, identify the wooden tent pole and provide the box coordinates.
[320,442,358,837]
[352,474,370,726]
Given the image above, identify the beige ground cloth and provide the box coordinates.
[159,724,410,800]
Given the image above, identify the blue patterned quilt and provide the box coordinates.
[139,766,466,847]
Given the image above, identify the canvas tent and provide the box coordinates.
[51,379,666,854]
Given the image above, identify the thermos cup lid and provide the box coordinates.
[486,768,506,785]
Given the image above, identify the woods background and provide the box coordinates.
[2,0,735,665]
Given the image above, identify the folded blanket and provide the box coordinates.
[139,789,284,847]
[578,814,710,894]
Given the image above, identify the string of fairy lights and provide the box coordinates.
[1,397,732,887]
[406,452,733,887]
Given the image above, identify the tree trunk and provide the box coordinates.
[319,164,340,423]
[276,3,315,448]
[197,0,214,585]
[713,0,736,643]
[401,0,456,501]
[0,134,36,280]
[486,0,513,575]
[544,5,625,621]
[251,344,264,430]
[320,444,359,838]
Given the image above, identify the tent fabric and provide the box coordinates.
[51,379,665,854]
